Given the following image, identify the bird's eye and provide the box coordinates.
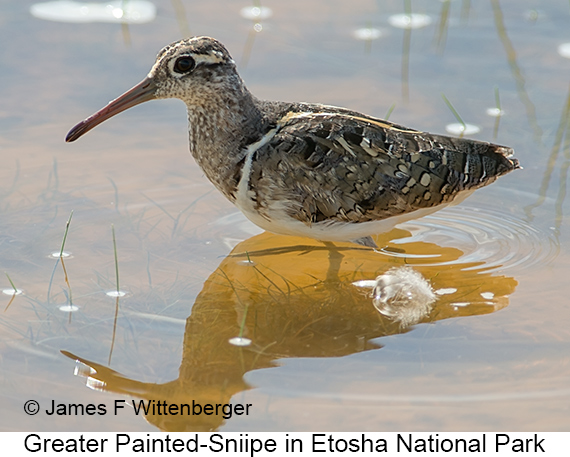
[173,57,196,74]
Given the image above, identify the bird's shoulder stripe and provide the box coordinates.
[276,110,419,135]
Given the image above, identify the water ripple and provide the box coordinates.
[394,206,559,273]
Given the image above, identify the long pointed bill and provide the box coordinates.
[65,77,158,142]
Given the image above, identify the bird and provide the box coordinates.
[66,36,519,248]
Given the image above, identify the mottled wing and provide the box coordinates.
[249,110,518,225]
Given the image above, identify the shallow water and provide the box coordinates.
[1,0,570,431]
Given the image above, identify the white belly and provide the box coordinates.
[234,198,459,243]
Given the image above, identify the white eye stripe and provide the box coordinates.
[193,52,226,65]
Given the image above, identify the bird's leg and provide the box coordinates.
[351,236,378,249]
[323,241,344,283]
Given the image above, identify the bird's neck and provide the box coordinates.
[185,86,265,202]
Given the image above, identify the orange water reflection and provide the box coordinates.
[64,230,516,431]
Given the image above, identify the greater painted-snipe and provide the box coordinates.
[66,36,519,248]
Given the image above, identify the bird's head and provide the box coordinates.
[65,36,241,142]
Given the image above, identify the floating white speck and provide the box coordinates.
[486,107,504,117]
[253,22,263,32]
[111,7,123,19]
[238,259,256,266]
[106,290,126,297]
[2,288,22,296]
[86,377,106,391]
[388,13,432,30]
[352,279,379,289]
[558,43,570,59]
[30,1,156,24]
[480,292,494,300]
[240,6,272,20]
[524,9,540,22]
[445,123,480,136]
[229,337,252,347]
[73,363,107,390]
[49,251,72,259]
[435,287,457,295]
[59,304,79,312]
[353,27,383,41]
[73,362,96,377]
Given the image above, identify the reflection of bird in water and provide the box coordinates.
[66,36,519,248]
[61,232,518,432]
